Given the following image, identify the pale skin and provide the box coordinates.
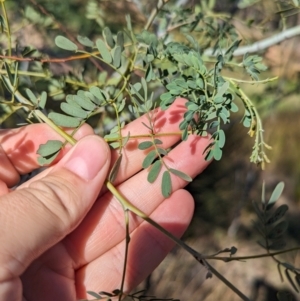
[0,99,210,301]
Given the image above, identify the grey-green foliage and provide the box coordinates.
[138,138,192,197]
[253,182,287,250]
[30,3,270,191]
[253,182,300,294]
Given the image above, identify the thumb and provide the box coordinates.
[0,135,110,279]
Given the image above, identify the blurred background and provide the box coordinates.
[1,0,300,300]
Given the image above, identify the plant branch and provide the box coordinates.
[144,0,171,30]
[204,25,300,57]
[206,247,300,262]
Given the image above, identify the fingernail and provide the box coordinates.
[64,136,109,181]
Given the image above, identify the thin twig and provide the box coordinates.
[144,0,171,30]
[204,25,300,57]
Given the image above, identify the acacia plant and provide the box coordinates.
[1,0,300,300]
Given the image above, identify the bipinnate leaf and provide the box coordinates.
[169,168,192,182]
[48,112,80,127]
[138,141,153,150]
[162,171,172,198]
[37,140,63,157]
[148,160,162,183]
[142,150,157,168]
[268,181,284,206]
[266,204,289,225]
[55,36,78,51]
[96,39,112,64]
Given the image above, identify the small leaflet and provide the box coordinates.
[55,36,78,51]
[48,112,80,127]
[96,39,112,64]
[162,170,172,198]
[148,160,162,183]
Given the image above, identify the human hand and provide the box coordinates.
[0,99,210,301]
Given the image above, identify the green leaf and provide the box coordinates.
[138,141,153,150]
[61,102,89,118]
[103,27,115,48]
[89,86,106,104]
[154,139,163,145]
[96,39,112,63]
[37,151,60,166]
[113,46,122,68]
[216,81,229,99]
[148,160,162,183]
[37,140,63,157]
[122,131,130,147]
[162,171,172,198]
[141,77,148,100]
[39,91,47,109]
[209,121,219,129]
[266,204,289,225]
[116,31,124,50]
[142,150,157,168]
[87,291,102,298]
[267,220,288,239]
[25,88,37,104]
[213,144,222,160]
[74,95,96,111]
[109,154,122,183]
[205,149,214,161]
[117,98,126,113]
[268,182,284,206]
[169,168,192,182]
[55,36,78,51]
[77,35,94,47]
[243,116,251,128]
[48,112,80,127]
[125,15,132,31]
[217,130,226,148]
[157,147,168,156]
[230,102,239,112]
